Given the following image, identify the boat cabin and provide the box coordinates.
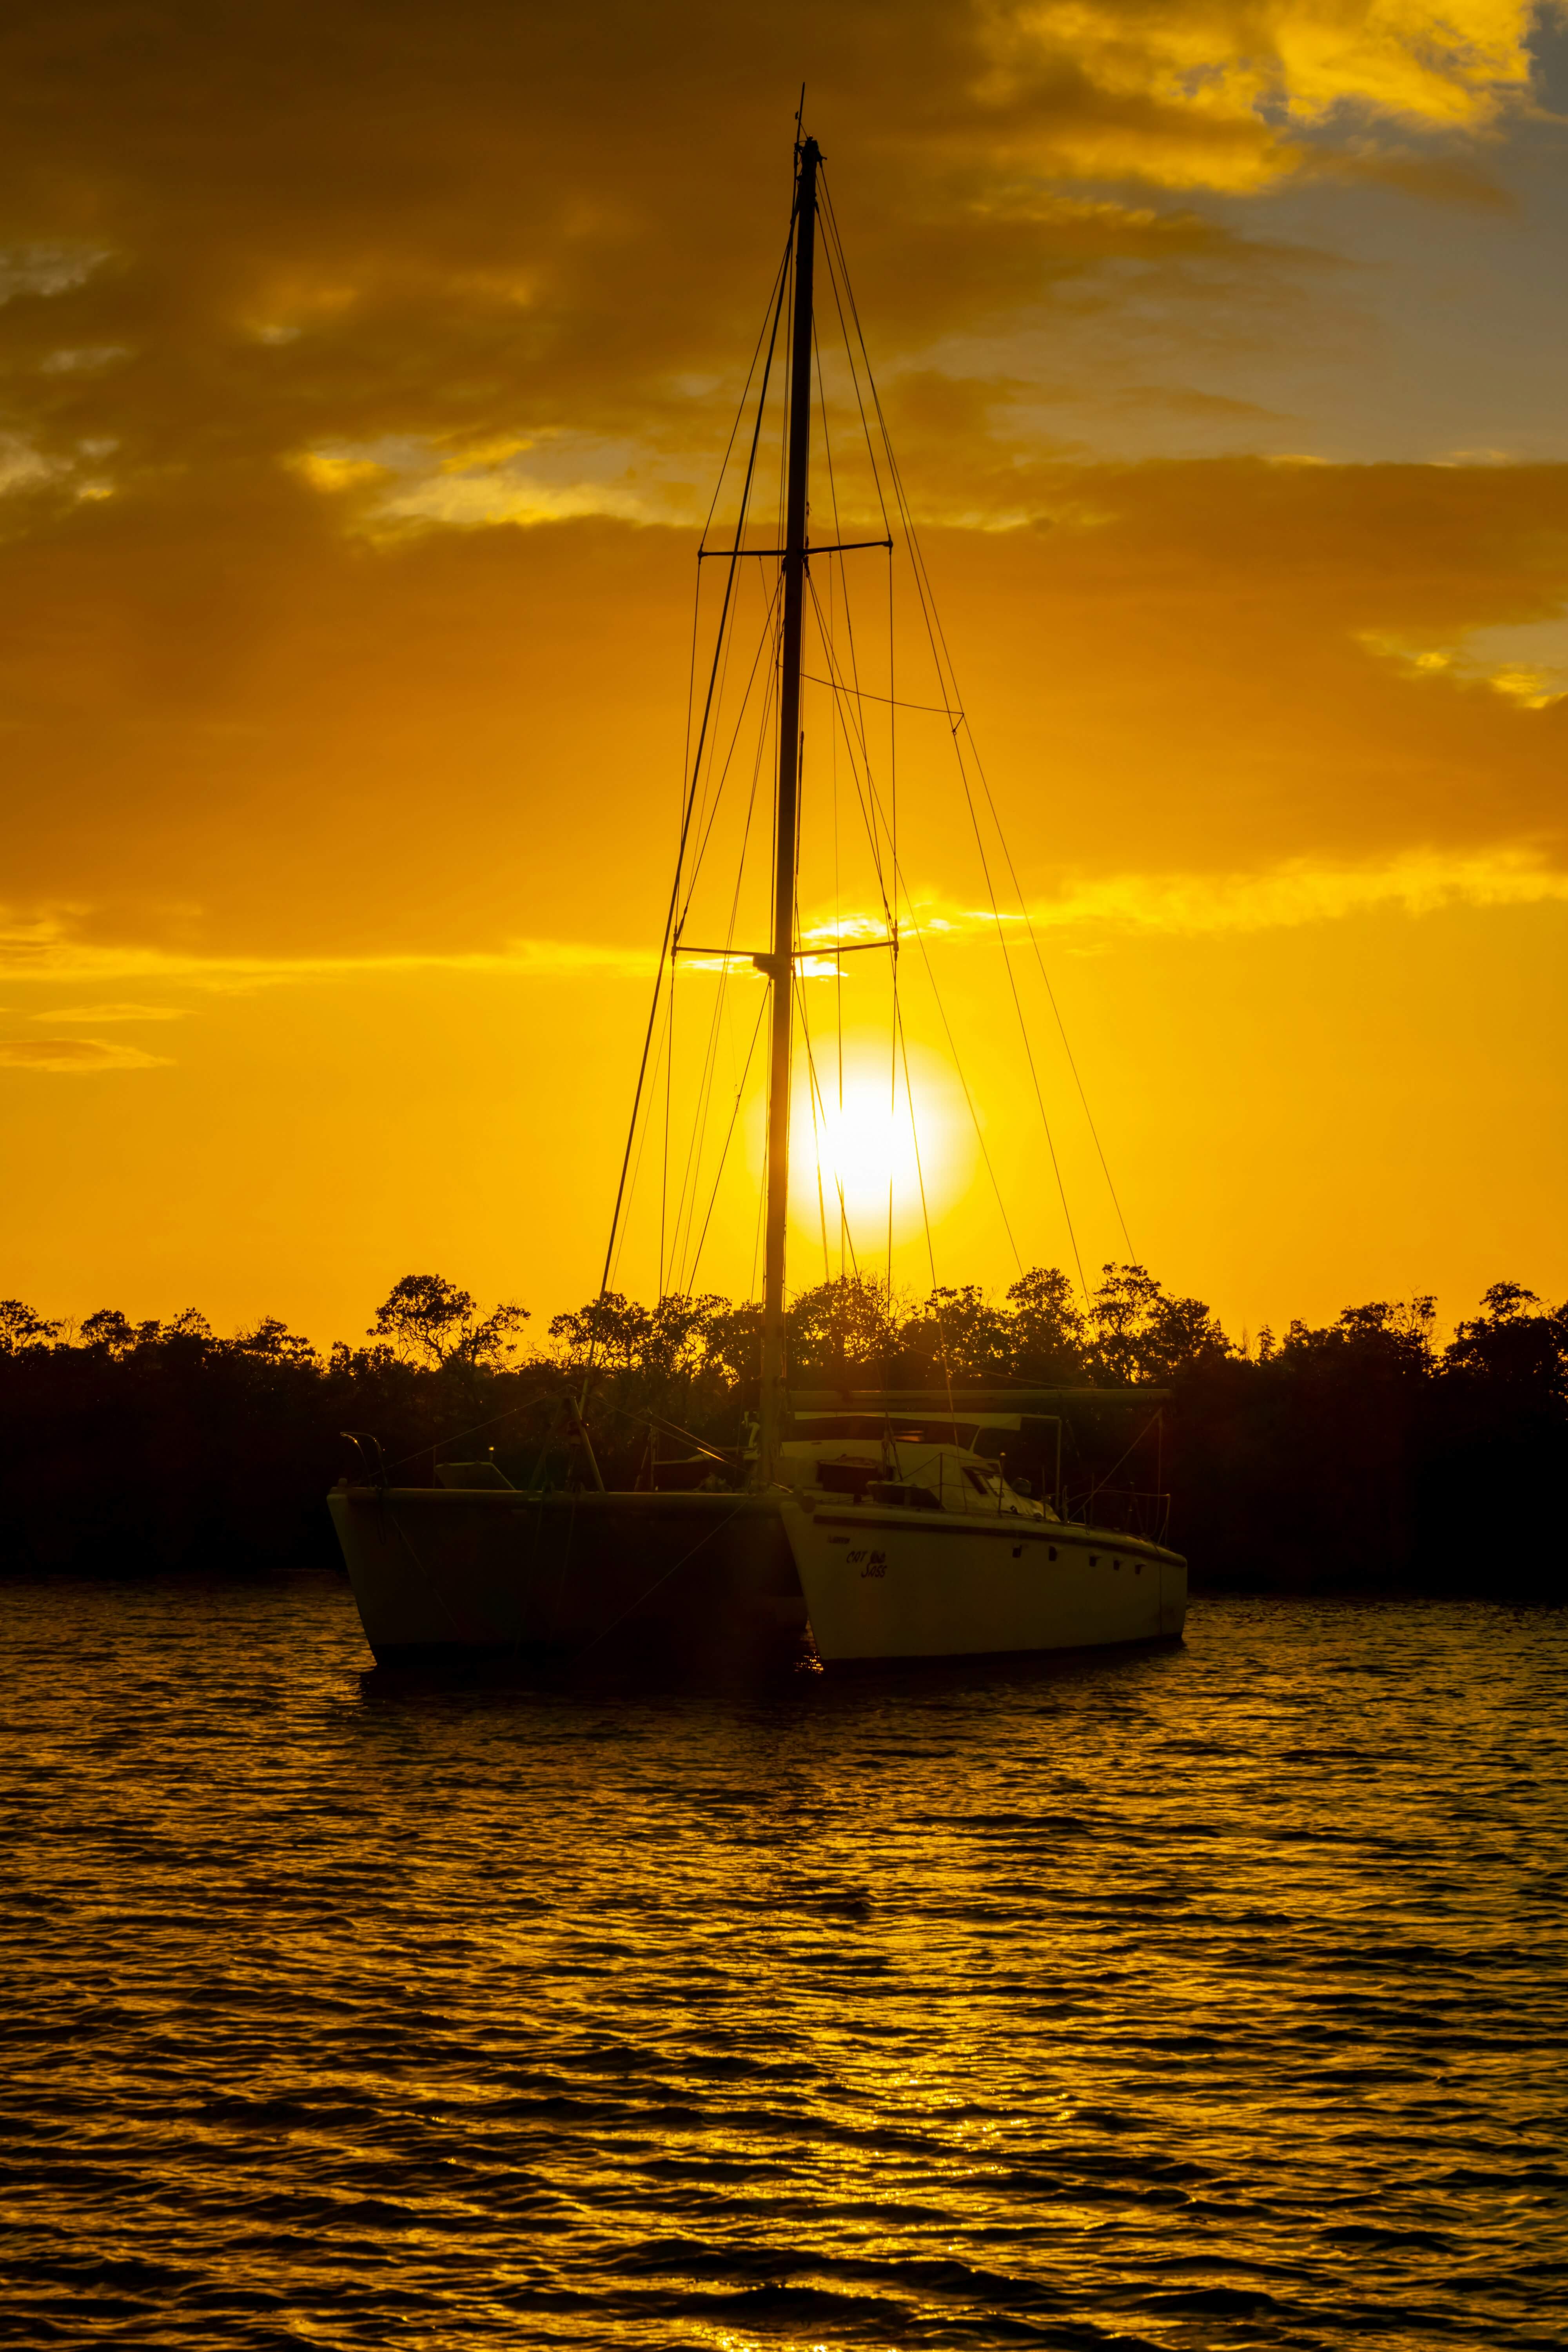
[777,1435,1053,1519]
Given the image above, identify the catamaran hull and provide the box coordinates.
[782,1500,1186,1661]
[328,1486,807,1670]
[328,1486,1187,1670]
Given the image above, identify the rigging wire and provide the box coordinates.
[800,582,1025,1273]
[830,561,845,1277]
[659,946,675,1294]
[801,675,959,716]
[896,994,938,1292]
[794,968,859,1283]
[817,169,1100,1295]
[951,726,1089,1296]
[887,521,898,1308]
[822,175,1126,1267]
[805,572,894,927]
[618,149,1130,1336]
[815,301,855,1287]
[683,987,770,1294]
[962,756,1137,1260]
[813,191,891,540]
[678,573,783,927]
[895,984,960,1497]
[810,249,888,888]
[596,212,795,1310]
[668,624,781,1294]
[673,625,778,1279]
[797,972,834,1284]
[608,979,673,1293]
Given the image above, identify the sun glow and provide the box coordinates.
[785,1045,973,1263]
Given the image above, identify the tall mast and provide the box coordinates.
[758,133,820,1483]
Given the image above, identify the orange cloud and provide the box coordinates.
[0,1036,172,1073]
[976,0,1540,179]
[0,461,1564,976]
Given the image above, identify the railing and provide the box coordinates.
[1062,1485,1172,1545]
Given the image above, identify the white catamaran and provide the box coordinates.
[329,127,1187,1670]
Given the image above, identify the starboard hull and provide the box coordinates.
[782,1499,1187,1661]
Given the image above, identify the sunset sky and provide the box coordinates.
[2,0,1564,1348]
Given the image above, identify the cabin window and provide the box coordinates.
[815,1461,877,1497]
[868,1479,942,1511]
[962,1466,991,1495]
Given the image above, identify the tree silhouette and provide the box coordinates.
[370,1274,528,1370]
[899,1284,1013,1385]
[234,1317,321,1367]
[1005,1266,1087,1381]
[786,1274,901,1381]
[79,1309,140,1356]
[1443,1284,1567,1400]
[0,1301,61,1354]
[548,1290,651,1370]
[0,1264,1560,1599]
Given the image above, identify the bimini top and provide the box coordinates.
[788,1387,1170,1413]
[788,1388,1169,1460]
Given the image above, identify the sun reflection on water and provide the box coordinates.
[1,1585,1562,2349]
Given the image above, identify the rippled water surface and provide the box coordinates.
[3,1581,1565,2350]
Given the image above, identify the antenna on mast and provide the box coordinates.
[794,83,806,154]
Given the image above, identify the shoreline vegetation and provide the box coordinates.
[1,1267,1563,1600]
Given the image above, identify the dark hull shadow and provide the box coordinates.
[356,1629,1186,1711]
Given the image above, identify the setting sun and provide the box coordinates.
[785,1041,975,1268]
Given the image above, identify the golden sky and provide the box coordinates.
[2,0,1564,1345]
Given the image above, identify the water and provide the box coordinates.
[2,1581,1564,2350]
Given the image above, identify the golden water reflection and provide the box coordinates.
[2,1584,1563,2348]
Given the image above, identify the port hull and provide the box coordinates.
[784,1500,1186,1660]
[328,1486,806,1670]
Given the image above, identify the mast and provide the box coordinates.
[758,132,820,1483]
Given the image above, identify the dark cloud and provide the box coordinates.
[926,458,1568,877]
[0,454,1563,962]
[0,0,1524,497]
[0,0,1559,966]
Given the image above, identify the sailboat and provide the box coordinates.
[328,127,1188,1669]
